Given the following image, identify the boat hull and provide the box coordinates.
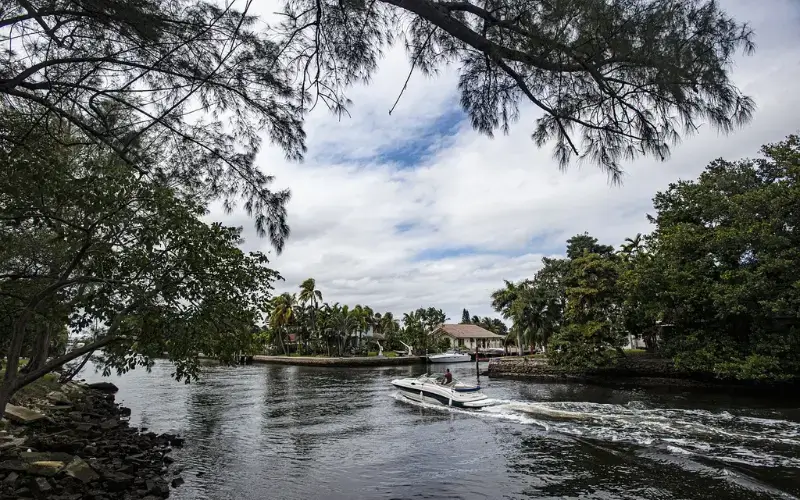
[427,353,471,363]
[391,378,494,408]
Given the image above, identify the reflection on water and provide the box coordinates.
[79,361,800,500]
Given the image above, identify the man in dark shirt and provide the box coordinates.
[444,369,452,384]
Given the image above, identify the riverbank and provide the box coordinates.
[251,355,427,366]
[0,380,184,500]
[487,356,799,392]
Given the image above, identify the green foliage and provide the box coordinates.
[400,307,448,353]
[491,135,800,382]
[628,136,800,380]
[0,110,282,400]
[461,309,471,324]
[548,251,625,368]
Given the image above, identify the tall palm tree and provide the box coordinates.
[298,278,323,352]
[333,304,357,356]
[351,304,372,349]
[269,293,296,355]
[379,312,400,349]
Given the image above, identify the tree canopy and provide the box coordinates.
[0,110,282,413]
[491,135,800,381]
[276,0,755,178]
[2,0,755,187]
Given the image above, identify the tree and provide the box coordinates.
[0,113,282,415]
[566,233,614,259]
[379,312,401,349]
[1,1,302,249]
[400,307,447,353]
[461,309,471,324]
[632,136,800,380]
[277,0,755,178]
[268,293,297,355]
[298,278,323,350]
[548,250,625,368]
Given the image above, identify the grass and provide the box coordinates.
[10,373,60,406]
[367,351,397,357]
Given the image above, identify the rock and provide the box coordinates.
[63,457,99,483]
[47,389,72,403]
[0,460,26,472]
[83,445,98,456]
[14,486,31,497]
[0,437,25,451]
[145,478,170,497]
[86,382,119,393]
[20,451,74,463]
[4,404,46,424]
[26,460,65,476]
[3,471,18,484]
[32,477,52,494]
[103,471,134,491]
[171,476,184,488]
[99,419,119,430]
[162,455,174,465]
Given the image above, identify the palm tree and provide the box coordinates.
[333,304,357,356]
[298,278,323,352]
[351,304,373,350]
[269,293,296,355]
[380,312,400,349]
[620,233,643,258]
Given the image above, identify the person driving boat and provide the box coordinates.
[443,369,452,384]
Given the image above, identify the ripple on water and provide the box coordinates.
[79,361,800,500]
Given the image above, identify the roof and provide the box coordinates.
[434,324,504,339]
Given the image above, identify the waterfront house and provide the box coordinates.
[432,324,505,351]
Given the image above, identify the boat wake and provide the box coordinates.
[392,392,800,472]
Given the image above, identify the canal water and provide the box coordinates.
[79,360,800,500]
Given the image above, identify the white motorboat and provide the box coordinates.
[427,350,471,363]
[391,374,495,408]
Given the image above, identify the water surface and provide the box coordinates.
[80,361,800,500]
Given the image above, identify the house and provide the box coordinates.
[432,324,505,350]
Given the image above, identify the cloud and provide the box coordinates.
[215,0,800,324]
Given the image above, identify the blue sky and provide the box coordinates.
[219,0,800,323]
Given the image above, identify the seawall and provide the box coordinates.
[486,356,799,393]
[487,355,717,389]
[251,355,427,367]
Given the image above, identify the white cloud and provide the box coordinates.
[215,0,800,323]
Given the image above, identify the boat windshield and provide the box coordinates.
[418,373,459,386]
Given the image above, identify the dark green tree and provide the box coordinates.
[461,308,471,323]
[549,250,625,368]
[0,112,282,415]
[632,136,800,380]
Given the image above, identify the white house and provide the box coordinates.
[433,324,505,350]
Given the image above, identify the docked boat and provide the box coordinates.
[391,374,495,408]
[427,349,471,363]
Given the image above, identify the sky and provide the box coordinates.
[213,0,800,323]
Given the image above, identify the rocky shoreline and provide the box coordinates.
[0,381,184,499]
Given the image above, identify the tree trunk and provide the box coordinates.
[22,323,51,374]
